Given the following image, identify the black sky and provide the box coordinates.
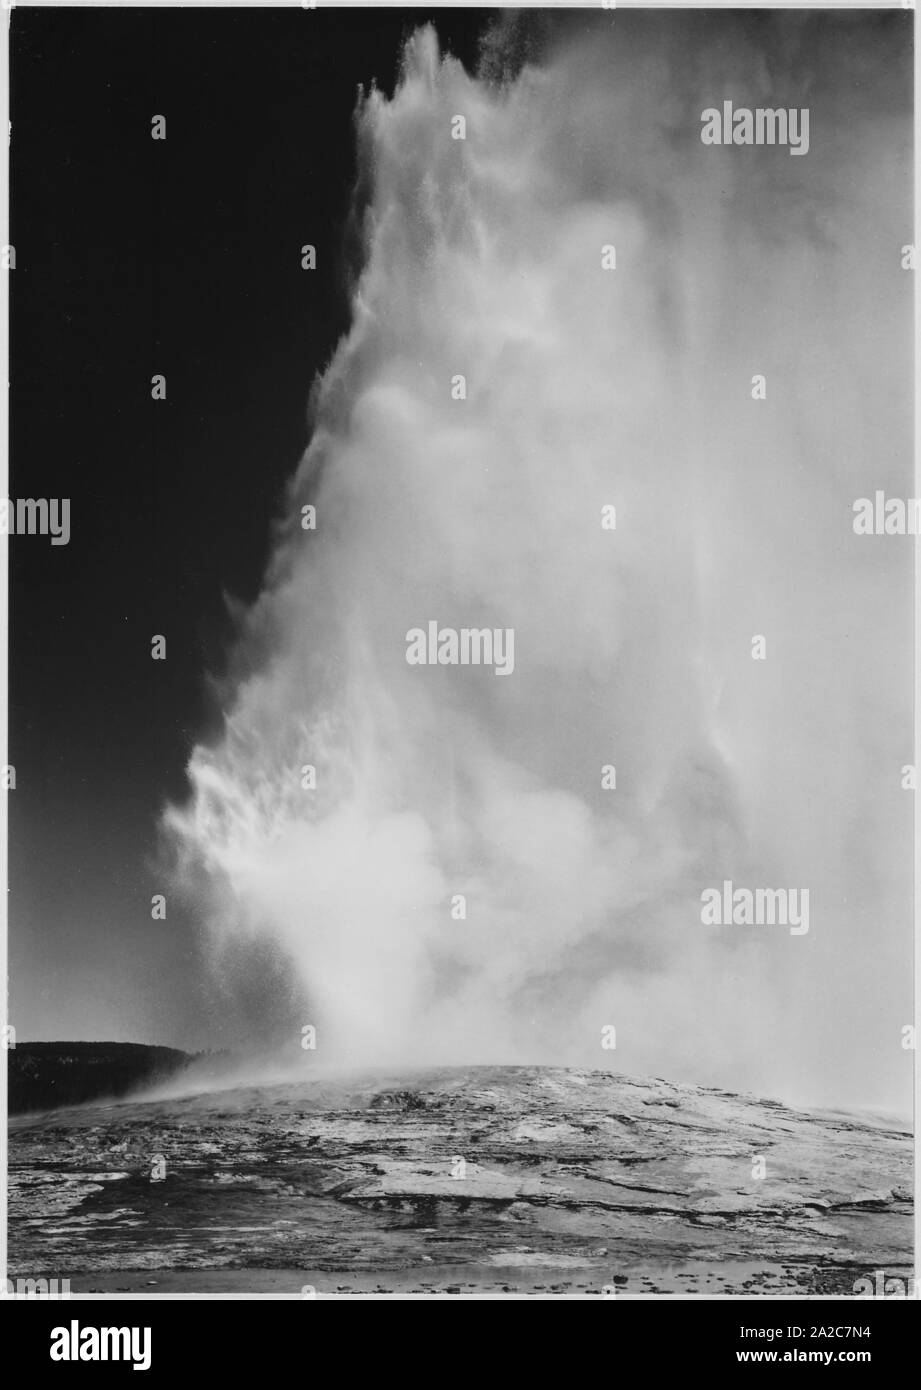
[8,7,488,1044]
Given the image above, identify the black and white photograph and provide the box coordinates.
[1,0,916,1333]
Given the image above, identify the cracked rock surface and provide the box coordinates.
[9,1065,912,1296]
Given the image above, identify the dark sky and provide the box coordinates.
[8,6,487,1045]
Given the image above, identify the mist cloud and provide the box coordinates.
[164,13,912,1113]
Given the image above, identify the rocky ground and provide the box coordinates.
[8,1065,912,1296]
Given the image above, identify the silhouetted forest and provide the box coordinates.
[9,1042,194,1114]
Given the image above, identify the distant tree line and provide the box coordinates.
[8,1042,195,1114]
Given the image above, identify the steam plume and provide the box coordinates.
[164,14,912,1112]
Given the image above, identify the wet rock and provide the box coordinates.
[8,1065,912,1296]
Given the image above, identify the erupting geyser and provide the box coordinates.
[163,16,911,1113]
